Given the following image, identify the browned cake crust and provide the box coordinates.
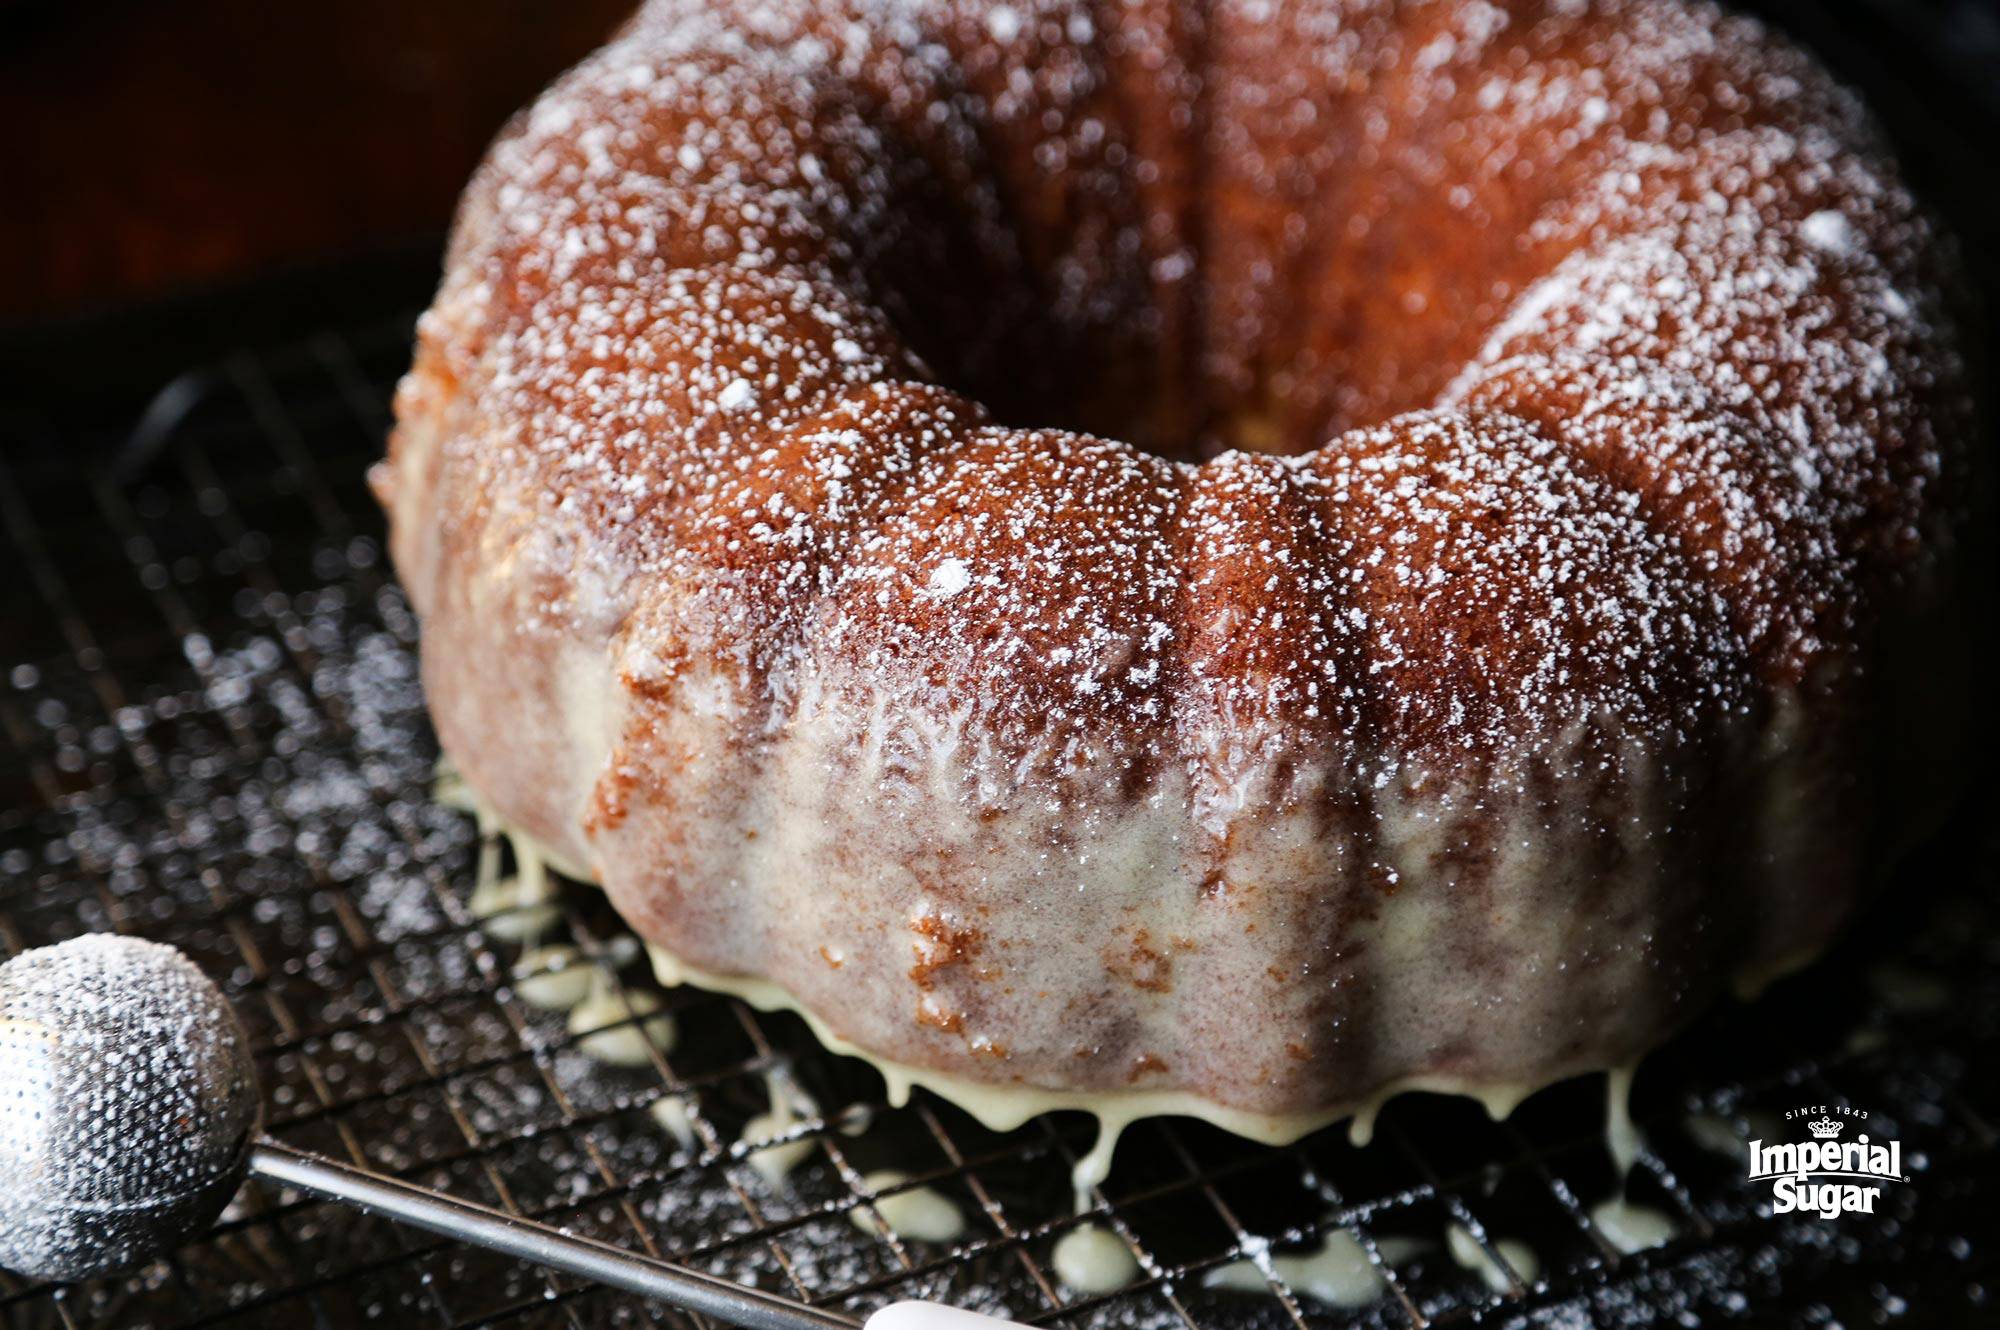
[377,0,1971,1135]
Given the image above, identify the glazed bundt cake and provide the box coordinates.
[377,0,1971,1161]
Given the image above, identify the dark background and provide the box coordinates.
[0,0,1996,388]
[0,0,631,326]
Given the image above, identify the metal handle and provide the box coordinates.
[250,1140,858,1330]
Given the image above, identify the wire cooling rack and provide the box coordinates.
[2,2,1998,1322]
[0,299,1995,1330]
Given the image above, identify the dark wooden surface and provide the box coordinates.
[2,0,1992,342]
[0,0,632,327]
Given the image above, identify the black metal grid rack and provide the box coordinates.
[3,2,1998,1326]
[0,307,1994,1330]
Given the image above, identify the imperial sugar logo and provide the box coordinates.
[1748,1104,1907,1218]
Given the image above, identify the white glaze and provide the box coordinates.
[513,945,594,1011]
[568,983,678,1066]
[742,1069,824,1185]
[433,761,479,813]
[1682,1110,1779,1160]
[740,1103,816,1187]
[649,1095,698,1149]
[1204,1231,1387,1309]
[646,937,1578,1202]
[1605,1063,1645,1179]
[1347,1081,1533,1149]
[488,809,1707,1200]
[468,816,560,942]
[467,875,560,943]
[1588,1198,1677,1254]
[1446,1223,1538,1294]
[1051,1224,1139,1295]
[849,1170,966,1244]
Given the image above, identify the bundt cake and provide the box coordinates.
[376,0,1971,1168]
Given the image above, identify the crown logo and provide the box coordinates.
[1807,1116,1844,1140]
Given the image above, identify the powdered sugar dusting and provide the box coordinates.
[387,0,1964,772]
[1801,208,1857,255]
[924,557,973,599]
